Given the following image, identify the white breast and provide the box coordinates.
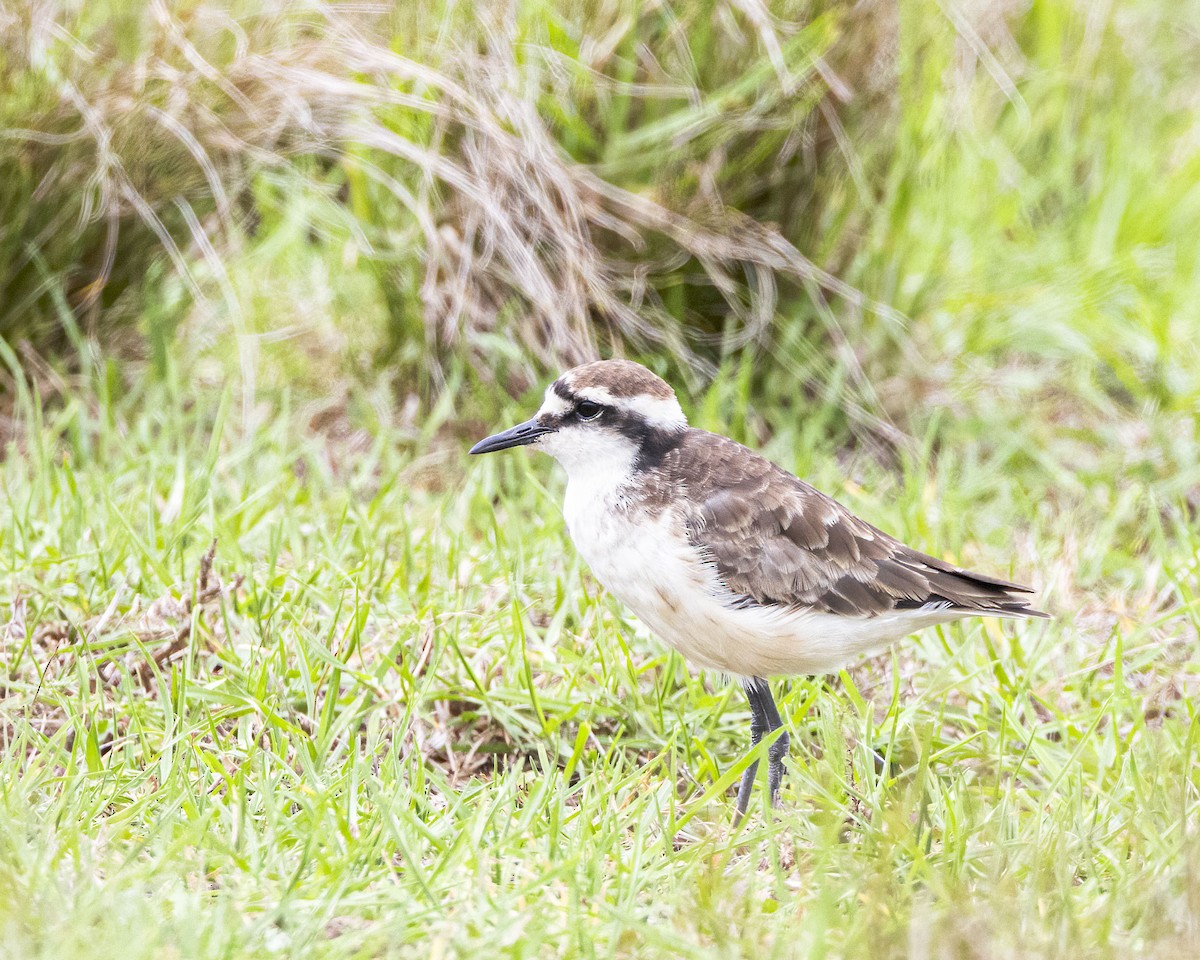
[562,483,962,678]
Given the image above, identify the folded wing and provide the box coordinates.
[675,432,1048,620]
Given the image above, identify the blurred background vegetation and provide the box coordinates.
[4,0,1197,471]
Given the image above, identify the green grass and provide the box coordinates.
[1,361,1197,959]
[4,0,1200,956]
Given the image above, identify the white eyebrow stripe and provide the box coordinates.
[575,387,687,429]
[538,388,571,417]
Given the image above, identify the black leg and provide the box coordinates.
[734,695,765,822]
[757,681,789,805]
[734,677,789,823]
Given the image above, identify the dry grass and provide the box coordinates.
[1,0,913,382]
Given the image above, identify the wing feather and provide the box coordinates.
[666,431,1048,619]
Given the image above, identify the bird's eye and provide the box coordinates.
[575,400,603,421]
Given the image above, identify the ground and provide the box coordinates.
[1,365,1197,959]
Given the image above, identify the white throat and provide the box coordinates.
[537,427,645,595]
[538,428,639,507]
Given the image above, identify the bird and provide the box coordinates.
[469,359,1048,820]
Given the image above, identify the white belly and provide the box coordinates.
[562,488,959,677]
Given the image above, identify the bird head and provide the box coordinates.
[469,359,688,476]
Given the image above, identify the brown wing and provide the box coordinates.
[670,431,1047,619]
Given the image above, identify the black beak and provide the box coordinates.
[469,417,554,455]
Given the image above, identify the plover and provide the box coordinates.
[470,359,1047,819]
